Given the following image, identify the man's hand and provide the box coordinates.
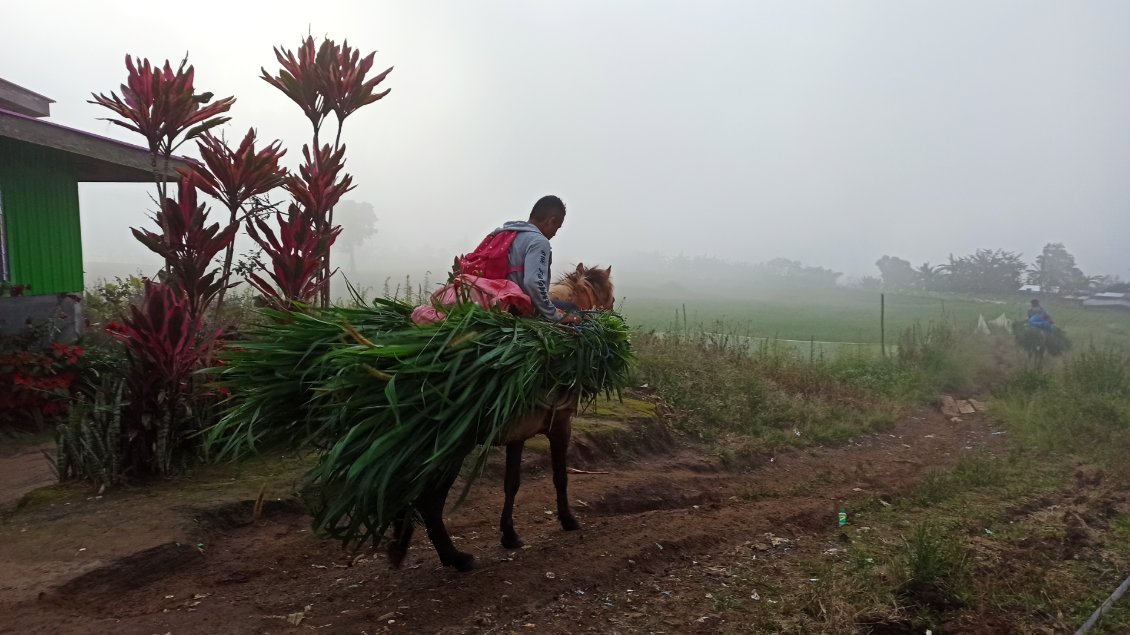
[559,313,582,326]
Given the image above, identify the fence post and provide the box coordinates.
[880,293,886,358]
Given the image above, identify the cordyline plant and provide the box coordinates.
[238,142,351,309]
[132,178,238,319]
[285,143,353,225]
[261,36,392,149]
[245,203,342,309]
[107,280,218,477]
[90,56,235,233]
[187,129,288,311]
[261,35,391,305]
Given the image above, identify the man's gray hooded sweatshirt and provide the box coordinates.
[492,221,559,321]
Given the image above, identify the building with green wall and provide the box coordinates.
[0,78,184,338]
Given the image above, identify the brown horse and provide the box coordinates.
[386,263,615,571]
[548,263,616,314]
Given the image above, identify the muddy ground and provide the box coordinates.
[0,402,1047,634]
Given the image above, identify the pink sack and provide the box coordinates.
[411,305,446,325]
[411,275,535,325]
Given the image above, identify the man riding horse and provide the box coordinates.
[1027,299,1054,330]
[386,195,615,571]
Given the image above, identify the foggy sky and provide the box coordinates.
[3,0,1128,283]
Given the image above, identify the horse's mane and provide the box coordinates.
[550,263,615,310]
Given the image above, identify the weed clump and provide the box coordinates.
[899,520,969,611]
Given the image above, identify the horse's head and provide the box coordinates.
[551,263,615,311]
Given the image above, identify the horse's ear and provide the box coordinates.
[575,262,585,274]
[605,266,612,275]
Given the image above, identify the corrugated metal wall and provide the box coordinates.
[0,137,83,294]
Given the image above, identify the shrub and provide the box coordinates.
[52,379,126,490]
[0,326,84,431]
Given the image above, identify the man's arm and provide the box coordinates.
[521,236,561,321]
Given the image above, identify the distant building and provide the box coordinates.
[1082,292,1130,311]
[0,77,187,338]
[1018,284,1041,294]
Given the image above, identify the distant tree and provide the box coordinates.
[1084,275,1106,291]
[856,276,882,291]
[1094,275,1129,293]
[333,200,378,272]
[655,254,843,293]
[760,258,804,278]
[802,266,842,287]
[915,262,943,292]
[941,249,1026,294]
[757,258,841,287]
[875,255,916,291]
[1027,243,1087,294]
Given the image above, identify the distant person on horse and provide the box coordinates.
[460,195,582,325]
[1027,299,1054,330]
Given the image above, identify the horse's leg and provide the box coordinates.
[548,412,581,531]
[386,508,415,569]
[500,440,525,549]
[419,469,475,571]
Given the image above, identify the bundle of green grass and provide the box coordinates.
[205,298,633,548]
[1012,320,1072,357]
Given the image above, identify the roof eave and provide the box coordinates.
[0,78,54,118]
[0,109,191,182]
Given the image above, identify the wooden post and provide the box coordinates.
[880,293,886,358]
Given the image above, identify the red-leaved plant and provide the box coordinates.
[0,339,83,429]
[243,142,352,308]
[261,37,391,148]
[285,143,353,224]
[82,38,389,480]
[260,36,391,305]
[187,129,288,310]
[90,56,235,213]
[107,281,218,476]
[131,178,238,319]
[245,204,342,309]
[82,53,236,480]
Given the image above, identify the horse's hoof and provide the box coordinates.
[560,515,581,531]
[387,545,408,569]
[501,533,524,549]
[442,551,476,572]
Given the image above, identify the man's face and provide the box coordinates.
[542,212,565,239]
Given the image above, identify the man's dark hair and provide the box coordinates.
[529,195,566,221]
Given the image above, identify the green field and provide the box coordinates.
[332,272,1129,352]
[621,288,1130,349]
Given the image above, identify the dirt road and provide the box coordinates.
[0,407,1005,634]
